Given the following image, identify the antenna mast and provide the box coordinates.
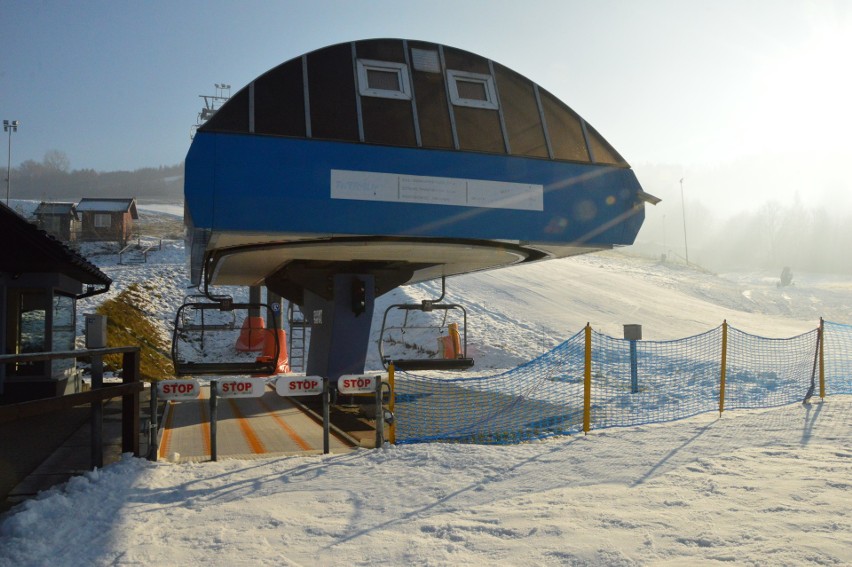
[190,83,231,139]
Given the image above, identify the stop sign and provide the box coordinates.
[337,374,380,394]
[158,379,201,400]
[275,375,324,396]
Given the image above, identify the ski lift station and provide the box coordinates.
[181,38,657,383]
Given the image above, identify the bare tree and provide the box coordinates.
[43,149,70,173]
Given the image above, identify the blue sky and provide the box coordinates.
[2,0,850,213]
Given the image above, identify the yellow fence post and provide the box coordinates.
[388,362,396,444]
[719,320,728,416]
[583,323,592,435]
[819,318,825,400]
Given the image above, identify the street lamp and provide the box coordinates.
[4,119,19,207]
[680,177,689,265]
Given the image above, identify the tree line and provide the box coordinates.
[638,197,852,275]
[9,150,183,203]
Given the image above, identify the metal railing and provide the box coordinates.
[0,347,145,468]
[118,236,163,265]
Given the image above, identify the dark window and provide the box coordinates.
[448,70,498,110]
[442,47,504,153]
[254,59,306,137]
[540,88,590,162]
[494,63,548,158]
[52,294,76,378]
[448,70,504,153]
[308,43,359,142]
[355,57,417,146]
[357,59,412,100]
[368,69,401,91]
[457,80,487,101]
[5,289,48,376]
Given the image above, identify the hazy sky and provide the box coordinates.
[2,0,850,214]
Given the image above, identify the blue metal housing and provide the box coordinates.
[182,39,654,380]
[186,134,643,245]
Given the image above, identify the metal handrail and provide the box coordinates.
[0,347,144,466]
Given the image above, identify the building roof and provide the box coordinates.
[76,198,138,218]
[34,202,78,219]
[0,202,112,285]
[200,38,627,167]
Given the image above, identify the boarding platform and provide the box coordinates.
[157,385,358,462]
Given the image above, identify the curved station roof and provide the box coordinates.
[185,38,651,303]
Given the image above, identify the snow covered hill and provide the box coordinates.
[0,207,849,566]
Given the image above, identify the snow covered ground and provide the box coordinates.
[1,206,850,566]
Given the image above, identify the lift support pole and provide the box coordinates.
[304,274,375,384]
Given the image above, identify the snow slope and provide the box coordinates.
[1,208,850,566]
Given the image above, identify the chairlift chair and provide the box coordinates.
[171,299,281,376]
[378,277,474,372]
[179,293,237,331]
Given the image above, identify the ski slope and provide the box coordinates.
[1,206,849,566]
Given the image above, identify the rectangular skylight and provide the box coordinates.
[356,59,412,100]
[447,70,499,110]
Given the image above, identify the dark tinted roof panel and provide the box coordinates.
[585,122,627,166]
[494,63,548,158]
[254,58,306,137]
[355,38,407,63]
[443,46,490,74]
[203,87,249,133]
[195,39,631,168]
[308,43,359,142]
[455,106,505,153]
[409,42,454,149]
[540,88,590,162]
[362,97,417,147]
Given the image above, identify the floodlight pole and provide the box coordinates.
[680,177,689,265]
[4,120,19,207]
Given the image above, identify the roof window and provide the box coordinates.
[356,59,412,100]
[447,70,498,110]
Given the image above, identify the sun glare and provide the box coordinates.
[735,16,852,160]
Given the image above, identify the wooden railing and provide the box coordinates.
[0,347,145,468]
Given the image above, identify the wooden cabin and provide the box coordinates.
[33,202,79,242]
[76,198,138,245]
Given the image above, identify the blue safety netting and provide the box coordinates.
[393,330,586,444]
[824,321,852,395]
[724,326,818,409]
[589,327,722,430]
[392,321,850,445]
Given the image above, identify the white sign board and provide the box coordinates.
[337,374,381,395]
[331,169,544,212]
[158,379,201,400]
[215,378,268,398]
[275,375,324,396]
